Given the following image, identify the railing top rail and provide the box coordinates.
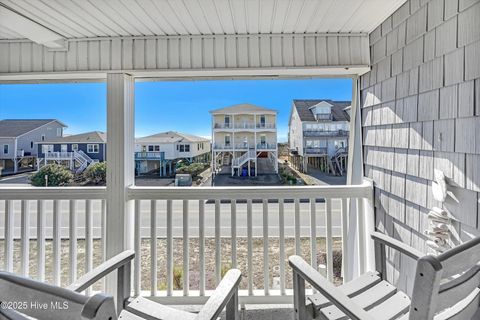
[128,180,372,200]
[0,186,107,200]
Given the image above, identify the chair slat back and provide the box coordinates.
[0,272,116,320]
[409,236,480,320]
[0,272,86,320]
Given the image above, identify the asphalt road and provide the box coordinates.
[0,199,344,239]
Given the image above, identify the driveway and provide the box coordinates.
[0,172,33,186]
[212,173,282,186]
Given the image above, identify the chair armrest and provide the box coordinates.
[67,250,135,292]
[371,231,423,260]
[196,269,242,320]
[289,256,375,320]
[0,308,36,320]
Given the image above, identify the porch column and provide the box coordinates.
[106,73,135,307]
[346,77,374,281]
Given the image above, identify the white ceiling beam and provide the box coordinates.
[0,4,66,49]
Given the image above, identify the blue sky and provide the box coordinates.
[0,78,352,142]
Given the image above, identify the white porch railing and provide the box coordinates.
[127,181,373,303]
[0,181,374,304]
[0,187,107,294]
[256,123,276,129]
[44,152,74,159]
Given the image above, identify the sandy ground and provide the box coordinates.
[0,237,343,292]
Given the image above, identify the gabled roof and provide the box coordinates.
[292,100,351,122]
[39,131,106,144]
[209,103,277,115]
[0,119,66,138]
[136,131,210,144]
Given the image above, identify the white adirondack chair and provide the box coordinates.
[0,250,242,320]
[290,231,480,320]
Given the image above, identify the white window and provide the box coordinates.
[87,144,99,153]
[3,144,8,154]
[61,144,68,152]
[42,145,53,153]
[72,144,78,151]
[225,135,231,146]
[56,128,62,137]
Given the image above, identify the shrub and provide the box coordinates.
[30,164,73,187]
[173,266,183,290]
[176,163,206,177]
[221,262,232,278]
[85,162,107,185]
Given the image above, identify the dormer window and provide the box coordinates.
[310,101,333,121]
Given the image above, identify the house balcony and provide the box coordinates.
[213,143,233,150]
[44,151,75,160]
[256,143,277,150]
[0,180,374,308]
[305,147,328,155]
[214,122,233,129]
[303,130,349,137]
[134,151,165,160]
[256,123,276,130]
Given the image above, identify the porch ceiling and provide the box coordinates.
[0,0,406,40]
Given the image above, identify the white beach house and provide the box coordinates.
[135,131,210,177]
[210,104,278,176]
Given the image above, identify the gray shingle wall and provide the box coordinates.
[361,0,480,295]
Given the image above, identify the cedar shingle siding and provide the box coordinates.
[361,0,480,295]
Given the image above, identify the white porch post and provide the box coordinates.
[105,73,135,307]
[346,76,374,281]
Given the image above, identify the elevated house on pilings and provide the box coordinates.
[288,99,350,175]
[135,131,210,177]
[210,104,278,177]
[0,119,67,175]
[36,131,106,174]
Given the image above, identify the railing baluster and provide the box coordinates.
[183,200,189,295]
[231,199,237,268]
[37,200,45,281]
[263,199,269,295]
[5,200,14,272]
[101,199,106,290]
[101,199,106,261]
[341,198,349,283]
[325,198,333,282]
[215,199,221,284]
[53,200,61,286]
[310,198,317,270]
[279,199,285,295]
[247,199,253,295]
[356,198,366,275]
[85,199,93,295]
[166,199,173,296]
[294,198,301,255]
[21,200,30,277]
[69,200,77,284]
[134,199,141,296]
[199,200,205,296]
[150,200,157,296]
